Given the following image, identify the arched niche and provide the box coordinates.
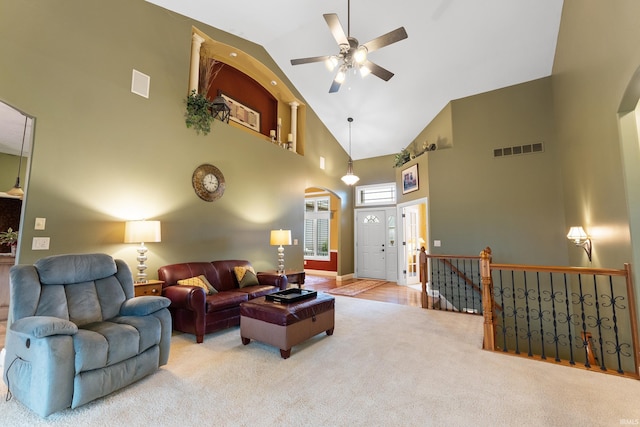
[191,27,306,155]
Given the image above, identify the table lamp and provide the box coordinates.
[270,229,291,274]
[124,220,162,283]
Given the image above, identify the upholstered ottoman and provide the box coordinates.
[240,293,335,359]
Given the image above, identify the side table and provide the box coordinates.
[134,279,164,297]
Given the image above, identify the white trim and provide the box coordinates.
[396,197,429,286]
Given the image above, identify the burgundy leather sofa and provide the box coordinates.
[158,260,287,343]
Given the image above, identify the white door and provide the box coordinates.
[356,210,386,279]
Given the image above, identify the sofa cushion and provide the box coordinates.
[235,284,280,299]
[210,260,252,291]
[78,321,139,368]
[234,266,259,288]
[112,315,162,354]
[205,291,249,313]
[177,275,217,295]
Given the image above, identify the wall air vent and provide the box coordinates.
[493,142,544,158]
[131,69,150,98]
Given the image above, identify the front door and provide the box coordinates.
[356,210,386,279]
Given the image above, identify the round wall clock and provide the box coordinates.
[192,163,225,202]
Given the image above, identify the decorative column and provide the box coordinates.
[189,33,206,93]
[289,101,299,152]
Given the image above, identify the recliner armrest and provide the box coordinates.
[10,316,78,338]
[257,273,288,290]
[120,296,171,316]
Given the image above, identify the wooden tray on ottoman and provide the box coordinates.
[265,288,316,303]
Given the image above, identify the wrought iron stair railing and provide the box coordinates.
[420,248,640,379]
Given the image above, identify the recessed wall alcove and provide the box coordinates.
[192,28,306,155]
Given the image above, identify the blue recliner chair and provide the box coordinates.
[2,253,172,417]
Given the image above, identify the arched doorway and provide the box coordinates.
[304,187,340,276]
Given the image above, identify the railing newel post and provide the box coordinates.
[481,247,496,350]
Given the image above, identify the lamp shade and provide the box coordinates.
[270,229,291,246]
[124,220,162,243]
[567,226,588,242]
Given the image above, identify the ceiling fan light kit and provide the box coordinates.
[290,0,408,93]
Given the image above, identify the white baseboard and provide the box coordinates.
[304,269,337,277]
[304,270,355,282]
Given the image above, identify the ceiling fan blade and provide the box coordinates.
[362,27,408,53]
[323,13,349,46]
[364,60,395,81]
[290,55,332,66]
[329,79,342,93]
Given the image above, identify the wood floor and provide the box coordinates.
[0,275,421,349]
[303,275,423,307]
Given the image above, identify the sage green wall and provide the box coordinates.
[0,153,26,195]
[552,1,640,269]
[552,0,640,321]
[0,0,355,276]
[353,155,396,185]
[427,78,567,264]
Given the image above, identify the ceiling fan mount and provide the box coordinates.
[290,0,408,93]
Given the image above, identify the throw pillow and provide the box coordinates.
[234,266,259,288]
[177,275,218,295]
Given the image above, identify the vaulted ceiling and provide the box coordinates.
[0,1,564,161]
[148,0,563,160]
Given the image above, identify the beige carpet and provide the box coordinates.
[1,295,640,426]
[326,279,388,296]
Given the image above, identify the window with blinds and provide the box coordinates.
[355,183,396,206]
[304,197,330,260]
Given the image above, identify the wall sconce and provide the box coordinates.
[567,226,592,262]
[124,220,162,283]
[270,229,291,274]
[211,95,230,123]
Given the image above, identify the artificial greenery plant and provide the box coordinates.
[393,148,412,168]
[0,227,18,246]
[185,89,214,136]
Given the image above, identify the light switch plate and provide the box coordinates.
[434,240,441,247]
[32,237,50,250]
[35,217,46,230]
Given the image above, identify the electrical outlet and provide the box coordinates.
[32,237,50,250]
[35,217,46,230]
[293,239,298,245]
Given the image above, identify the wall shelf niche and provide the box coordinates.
[190,28,306,155]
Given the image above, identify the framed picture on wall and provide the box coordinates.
[220,93,260,132]
[401,164,419,194]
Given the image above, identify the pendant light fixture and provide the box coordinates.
[6,116,28,198]
[341,117,360,186]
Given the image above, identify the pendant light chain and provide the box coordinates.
[341,116,360,185]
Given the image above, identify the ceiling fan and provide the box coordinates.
[290,0,408,93]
